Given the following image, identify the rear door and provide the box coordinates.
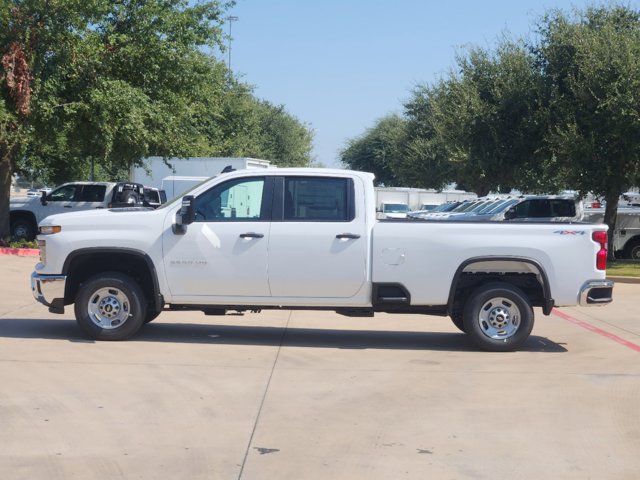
[267,175,368,299]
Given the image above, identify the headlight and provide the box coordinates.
[39,225,61,235]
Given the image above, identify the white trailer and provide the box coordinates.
[130,157,271,190]
[375,187,476,211]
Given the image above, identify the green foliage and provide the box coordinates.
[0,0,314,237]
[0,236,37,248]
[340,114,407,186]
[404,40,545,196]
[537,6,640,196]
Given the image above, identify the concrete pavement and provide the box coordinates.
[1,255,638,479]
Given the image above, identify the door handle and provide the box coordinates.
[63,205,73,208]
[336,233,360,239]
[239,232,264,239]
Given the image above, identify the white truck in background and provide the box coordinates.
[10,182,149,240]
[584,207,640,259]
[31,168,614,352]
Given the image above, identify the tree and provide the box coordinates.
[404,41,543,196]
[536,6,640,257]
[1,0,231,238]
[253,100,314,167]
[340,114,407,186]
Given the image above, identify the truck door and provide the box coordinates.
[268,176,367,299]
[41,184,107,220]
[40,184,82,219]
[162,176,272,298]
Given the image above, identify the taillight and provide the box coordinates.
[592,231,607,270]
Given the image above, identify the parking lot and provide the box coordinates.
[1,254,639,479]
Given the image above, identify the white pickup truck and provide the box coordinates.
[10,181,148,240]
[31,168,614,351]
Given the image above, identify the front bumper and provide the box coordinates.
[31,272,67,314]
[579,279,614,306]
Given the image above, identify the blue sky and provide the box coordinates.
[225,1,634,168]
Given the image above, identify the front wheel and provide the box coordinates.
[11,218,37,240]
[624,239,640,260]
[74,273,147,340]
[463,283,534,352]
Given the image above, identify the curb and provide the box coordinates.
[0,247,39,257]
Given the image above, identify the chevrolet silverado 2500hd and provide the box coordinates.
[31,168,614,351]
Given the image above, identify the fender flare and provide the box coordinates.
[446,256,554,316]
[62,247,163,312]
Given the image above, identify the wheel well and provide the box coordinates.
[448,258,550,317]
[63,251,161,311]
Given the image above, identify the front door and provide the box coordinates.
[162,176,271,299]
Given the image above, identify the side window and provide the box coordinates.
[78,185,107,202]
[551,200,576,217]
[195,177,265,222]
[48,185,77,202]
[513,201,530,218]
[284,177,353,222]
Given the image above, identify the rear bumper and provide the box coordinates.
[31,272,66,314]
[579,279,614,306]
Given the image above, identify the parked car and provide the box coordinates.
[411,195,582,223]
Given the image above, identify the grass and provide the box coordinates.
[607,260,640,277]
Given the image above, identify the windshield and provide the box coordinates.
[434,202,461,212]
[485,198,519,214]
[157,177,214,209]
[383,203,409,213]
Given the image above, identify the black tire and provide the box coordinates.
[463,282,534,352]
[623,239,640,260]
[144,308,162,324]
[11,218,37,240]
[74,272,147,340]
[450,310,466,332]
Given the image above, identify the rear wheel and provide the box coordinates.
[463,283,534,352]
[74,272,146,340]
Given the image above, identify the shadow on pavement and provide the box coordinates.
[0,318,567,353]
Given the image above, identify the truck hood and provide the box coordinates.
[39,206,160,229]
[10,196,41,208]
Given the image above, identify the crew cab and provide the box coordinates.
[10,181,162,240]
[31,169,614,351]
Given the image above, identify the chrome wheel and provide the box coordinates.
[87,287,131,329]
[476,296,521,340]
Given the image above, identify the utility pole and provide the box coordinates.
[226,15,239,74]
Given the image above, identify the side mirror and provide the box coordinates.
[504,207,516,220]
[173,195,196,234]
[40,191,48,206]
